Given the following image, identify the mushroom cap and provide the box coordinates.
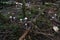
[53,26,59,32]
[52,17,55,19]
[13,17,16,19]
[54,14,57,16]
[20,19,23,21]
[9,16,12,18]
[24,17,28,20]
[25,23,27,26]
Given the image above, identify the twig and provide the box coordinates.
[28,35,32,40]
[34,31,54,36]
[19,27,31,40]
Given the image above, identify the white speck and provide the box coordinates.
[25,23,27,26]
[52,17,55,19]
[16,2,23,5]
[8,12,10,14]
[16,2,19,4]
[9,16,12,18]
[53,26,59,32]
[20,19,23,21]
[13,17,16,19]
[24,17,28,20]
[54,14,57,16]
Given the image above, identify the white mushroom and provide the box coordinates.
[53,26,59,32]
[25,23,27,26]
[16,2,19,4]
[54,14,57,16]
[19,3,23,5]
[24,17,28,20]
[13,17,16,19]
[9,16,12,19]
[20,19,23,21]
[16,2,23,5]
[52,17,55,19]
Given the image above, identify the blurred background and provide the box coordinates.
[0,0,60,40]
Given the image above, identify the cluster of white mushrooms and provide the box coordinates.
[50,13,57,20]
[15,2,31,8]
[9,15,28,26]
[51,13,59,32]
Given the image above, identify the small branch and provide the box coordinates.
[28,35,32,40]
[34,31,54,37]
[19,27,31,40]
